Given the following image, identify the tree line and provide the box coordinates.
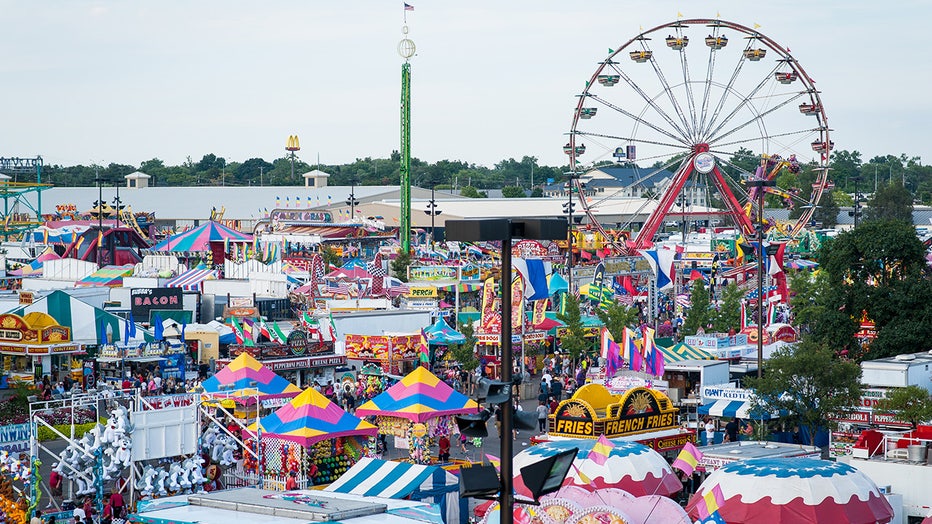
[27,149,931,205]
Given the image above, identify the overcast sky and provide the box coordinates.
[2,1,929,171]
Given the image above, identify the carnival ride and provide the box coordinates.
[566,19,831,255]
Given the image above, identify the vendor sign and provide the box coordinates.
[407,286,437,298]
[409,266,457,281]
[0,423,29,454]
[549,384,678,439]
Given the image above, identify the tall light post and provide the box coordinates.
[286,135,300,185]
[95,166,104,267]
[746,178,775,378]
[849,175,863,228]
[345,181,360,221]
[446,218,567,524]
[562,175,580,294]
[425,186,442,247]
[113,180,122,228]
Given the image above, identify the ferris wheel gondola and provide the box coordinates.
[567,19,831,254]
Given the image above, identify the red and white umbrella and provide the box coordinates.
[512,438,681,498]
[686,457,894,524]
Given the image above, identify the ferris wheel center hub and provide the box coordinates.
[692,143,710,153]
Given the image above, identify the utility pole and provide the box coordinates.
[345,181,360,221]
[850,176,863,228]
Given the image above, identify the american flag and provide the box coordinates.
[326,281,351,295]
[368,252,386,295]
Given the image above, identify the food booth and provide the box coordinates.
[538,383,695,455]
[0,312,82,386]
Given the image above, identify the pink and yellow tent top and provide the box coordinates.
[253,387,377,446]
[355,366,479,423]
[201,353,301,402]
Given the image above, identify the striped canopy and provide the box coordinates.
[150,221,252,252]
[355,366,479,422]
[201,353,300,400]
[256,386,377,446]
[165,268,218,291]
[75,264,135,287]
[659,342,716,362]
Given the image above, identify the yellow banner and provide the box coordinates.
[407,286,437,298]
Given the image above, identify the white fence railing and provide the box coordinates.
[221,472,309,491]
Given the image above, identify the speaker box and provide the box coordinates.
[459,464,501,498]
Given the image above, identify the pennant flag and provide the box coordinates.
[230,316,255,347]
[623,327,643,372]
[418,328,430,365]
[740,300,748,329]
[672,441,703,477]
[639,249,676,290]
[404,2,414,10]
[587,434,615,466]
[513,257,551,301]
[367,252,386,295]
[600,328,622,380]
[153,313,164,341]
[697,485,726,519]
[642,326,658,375]
[571,462,592,484]
[328,312,339,341]
[181,321,186,344]
[484,454,501,472]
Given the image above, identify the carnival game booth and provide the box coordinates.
[201,353,302,416]
[243,386,377,489]
[539,384,695,455]
[355,367,479,465]
[345,332,423,375]
[325,457,465,524]
[221,329,344,390]
[0,312,83,386]
[96,342,188,385]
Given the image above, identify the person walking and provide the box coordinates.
[438,435,451,462]
[536,400,549,433]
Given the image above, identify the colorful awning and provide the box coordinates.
[698,400,780,420]
[255,386,377,446]
[166,268,218,291]
[150,221,252,252]
[201,353,300,400]
[659,342,715,362]
[355,366,478,422]
[75,264,135,287]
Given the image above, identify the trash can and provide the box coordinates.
[907,444,926,462]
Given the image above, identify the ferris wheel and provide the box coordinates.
[566,19,831,254]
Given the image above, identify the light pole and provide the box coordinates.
[849,175,863,228]
[95,166,104,267]
[346,181,360,221]
[746,178,775,378]
[562,175,579,294]
[113,181,122,228]
[425,186,442,247]
[446,218,567,524]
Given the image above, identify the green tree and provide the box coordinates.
[875,385,932,429]
[682,280,712,336]
[501,186,526,198]
[866,181,913,223]
[596,301,639,342]
[712,282,743,333]
[530,187,543,197]
[813,190,839,228]
[556,293,590,363]
[447,320,479,371]
[460,185,487,198]
[321,246,342,271]
[745,339,862,447]
[390,250,412,282]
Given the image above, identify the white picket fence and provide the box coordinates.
[221,471,309,491]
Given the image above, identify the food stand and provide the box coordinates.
[539,383,695,455]
[0,312,81,386]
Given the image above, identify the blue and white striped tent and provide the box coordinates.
[325,457,465,524]
[699,399,782,420]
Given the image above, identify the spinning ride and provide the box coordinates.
[566,19,831,253]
